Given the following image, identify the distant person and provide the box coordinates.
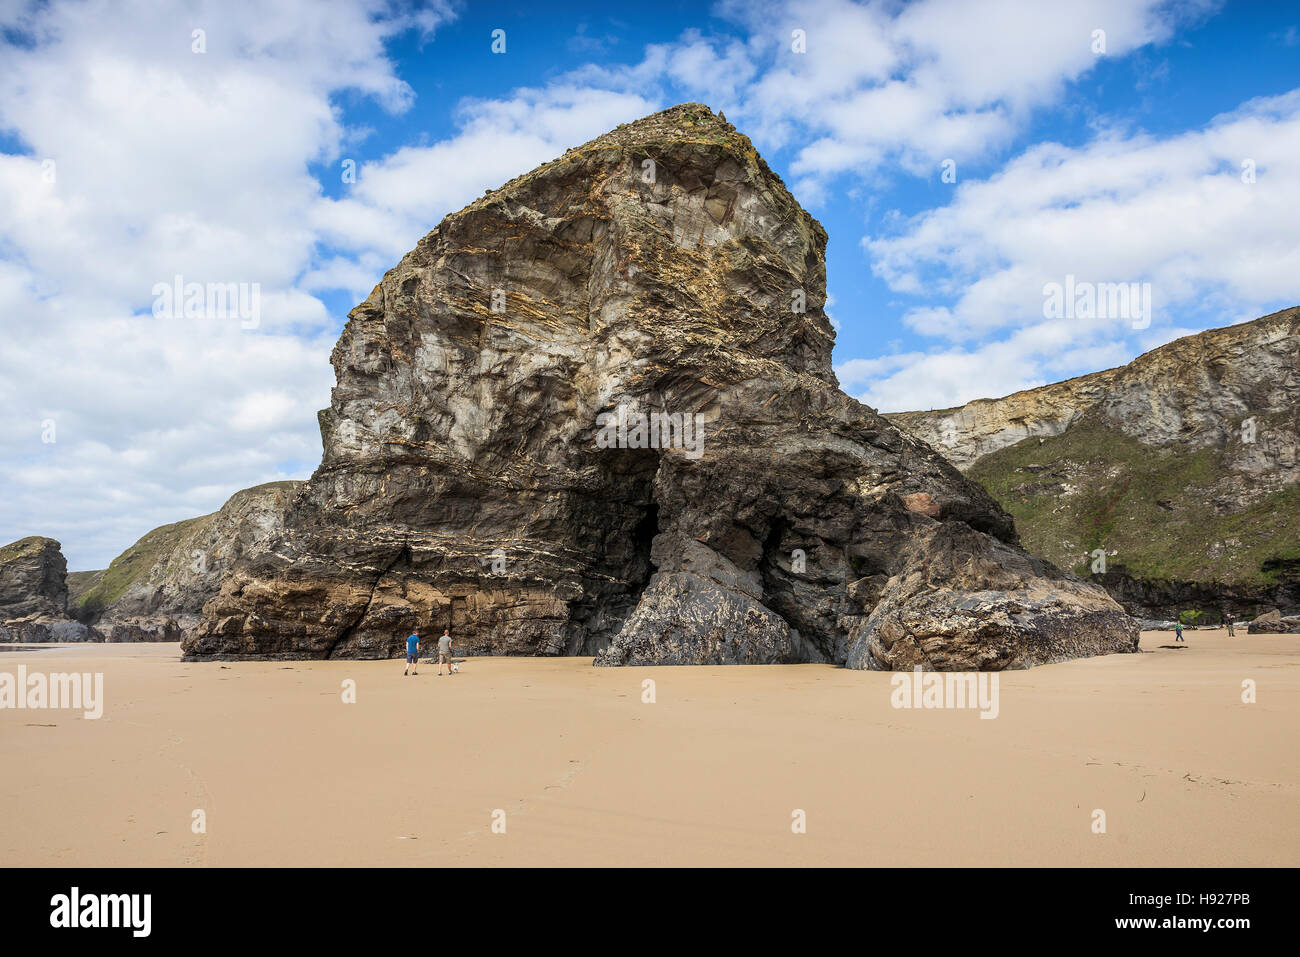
[1225,613,1236,637]
[404,632,420,676]
[438,629,454,675]
[1174,621,1185,642]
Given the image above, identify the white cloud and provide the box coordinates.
[645,0,1209,185]
[0,0,454,568]
[850,90,1300,411]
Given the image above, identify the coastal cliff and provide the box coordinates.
[890,307,1300,619]
[180,104,1136,669]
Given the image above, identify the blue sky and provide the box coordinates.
[2,0,1299,569]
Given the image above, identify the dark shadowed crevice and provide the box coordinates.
[757,518,835,663]
[630,503,659,585]
[325,541,410,659]
[565,449,661,655]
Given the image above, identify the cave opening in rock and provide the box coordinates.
[758,516,837,662]
[565,448,661,655]
[631,503,660,584]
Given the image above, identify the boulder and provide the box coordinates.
[842,522,1138,670]
[0,615,104,643]
[1248,609,1300,633]
[101,617,184,643]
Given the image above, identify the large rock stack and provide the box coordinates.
[184,103,1137,669]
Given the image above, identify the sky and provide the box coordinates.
[2,0,1299,570]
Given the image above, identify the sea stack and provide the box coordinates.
[0,536,102,642]
[184,103,1138,669]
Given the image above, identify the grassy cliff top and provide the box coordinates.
[0,536,62,563]
[70,480,300,616]
[71,515,211,616]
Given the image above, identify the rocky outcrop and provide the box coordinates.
[0,537,68,620]
[0,536,107,642]
[72,481,301,639]
[1090,570,1299,626]
[841,522,1137,670]
[890,308,1300,620]
[185,103,1136,669]
[1247,609,1300,634]
[0,615,104,643]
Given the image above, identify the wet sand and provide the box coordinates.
[1,629,1296,866]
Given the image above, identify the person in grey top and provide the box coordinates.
[437,629,454,675]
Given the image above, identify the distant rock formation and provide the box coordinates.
[184,104,1136,669]
[70,481,301,640]
[890,307,1300,620]
[0,537,101,642]
[0,537,67,620]
[1247,609,1300,634]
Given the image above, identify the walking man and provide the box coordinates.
[438,628,454,675]
[1175,621,1185,642]
[1225,612,1236,637]
[404,631,420,676]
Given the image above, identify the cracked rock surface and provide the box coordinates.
[184,104,1137,669]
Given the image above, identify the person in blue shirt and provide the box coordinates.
[404,632,420,676]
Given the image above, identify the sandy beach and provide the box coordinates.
[1,629,1296,867]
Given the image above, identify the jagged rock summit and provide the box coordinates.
[185,103,1137,669]
[0,536,68,620]
[0,536,101,643]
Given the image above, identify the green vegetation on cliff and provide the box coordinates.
[0,536,58,563]
[67,480,301,621]
[968,415,1300,587]
[69,515,210,618]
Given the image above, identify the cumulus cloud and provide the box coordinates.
[0,0,454,568]
[643,0,1210,189]
[849,90,1300,411]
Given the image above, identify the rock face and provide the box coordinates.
[0,615,104,643]
[891,307,1300,471]
[0,538,67,621]
[1247,610,1300,634]
[70,481,301,640]
[0,537,68,620]
[0,536,104,642]
[185,103,1137,669]
[890,307,1300,620]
